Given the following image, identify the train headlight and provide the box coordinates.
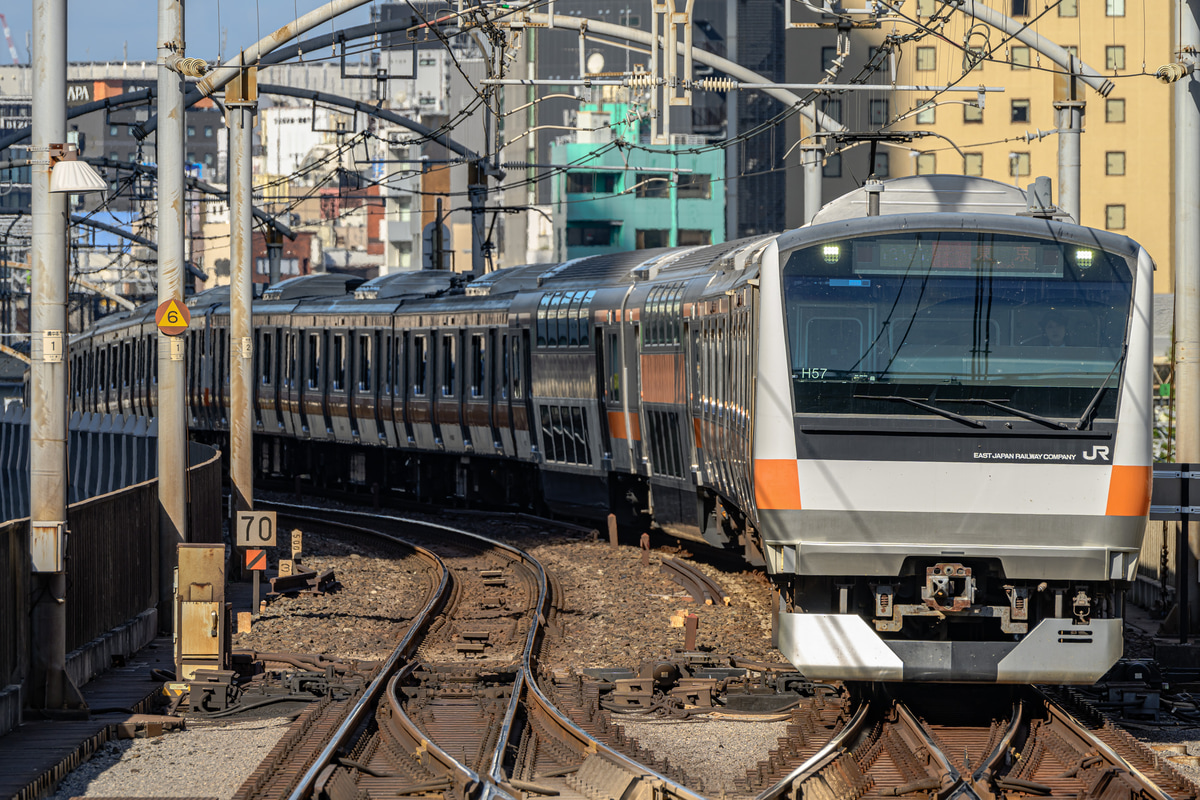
[822,244,841,263]
[1075,249,1095,268]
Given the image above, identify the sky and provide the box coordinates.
[3,0,374,64]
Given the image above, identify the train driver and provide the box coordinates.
[1027,310,1071,347]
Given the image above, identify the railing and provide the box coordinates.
[0,409,223,689]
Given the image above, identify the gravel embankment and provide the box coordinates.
[51,717,294,800]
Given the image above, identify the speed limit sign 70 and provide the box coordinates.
[235,511,277,548]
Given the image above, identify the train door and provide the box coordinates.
[484,329,502,454]
[434,330,464,451]
[393,330,412,447]
[494,332,515,456]
[256,326,274,431]
[280,329,298,437]
[352,329,382,443]
[595,325,615,469]
[465,330,490,453]
[299,329,319,437]
[328,330,352,441]
[409,331,436,449]
[512,331,533,458]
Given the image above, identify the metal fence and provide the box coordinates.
[0,410,223,687]
[1133,520,1174,614]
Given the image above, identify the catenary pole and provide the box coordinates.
[157,0,188,613]
[227,82,256,518]
[1175,0,1200,636]
[802,146,823,224]
[28,0,82,712]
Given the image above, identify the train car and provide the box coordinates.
[68,175,1153,683]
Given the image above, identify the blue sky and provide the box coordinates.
[5,0,373,64]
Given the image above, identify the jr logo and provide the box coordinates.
[1082,446,1111,461]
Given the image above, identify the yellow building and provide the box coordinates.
[883,0,1173,292]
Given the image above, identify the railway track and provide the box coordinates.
[205,502,1200,800]
[227,504,714,800]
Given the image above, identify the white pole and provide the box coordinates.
[157,0,188,612]
[228,102,255,514]
[29,0,80,711]
[1175,0,1200,634]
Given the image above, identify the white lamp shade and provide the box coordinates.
[50,159,107,194]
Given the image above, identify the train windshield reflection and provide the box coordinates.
[780,231,1135,420]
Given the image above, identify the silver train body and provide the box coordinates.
[70,177,1153,683]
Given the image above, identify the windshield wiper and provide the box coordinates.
[868,396,986,428]
[941,398,1069,430]
[1075,348,1127,430]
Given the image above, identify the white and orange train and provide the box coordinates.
[72,176,1153,682]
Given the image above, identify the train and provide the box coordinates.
[69,175,1154,683]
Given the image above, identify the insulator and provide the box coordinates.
[694,77,738,91]
[624,75,659,89]
[1157,62,1193,84]
[171,56,210,78]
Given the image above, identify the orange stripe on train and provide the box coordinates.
[754,459,802,511]
[1105,464,1152,516]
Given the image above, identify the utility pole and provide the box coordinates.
[27,0,84,713]
[801,145,823,224]
[1175,0,1200,636]
[227,66,256,517]
[157,0,188,615]
[1054,55,1083,223]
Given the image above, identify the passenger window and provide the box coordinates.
[511,338,523,400]
[261,332,272,385]
[358,334,371,391]
[607,332,621,403]
[413,335,427,396]
[333,335,346,391]
[556,295,570,347]
[581,291,595,346]
[536,296,550,348]
[441,334,457,397]
[568,293,582,347]
[470,334,485,398]
[307,333,320,390]
[498,334,509,401]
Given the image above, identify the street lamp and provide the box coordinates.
[48,143,106,194]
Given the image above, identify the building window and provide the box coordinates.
[1059,0,1077,15]
[635,173,670,198]
[204,126,214,137]
[187,125,195,137]
[1106,45,1125,71]
[566,224,617,247]
[1106,204,1126,229]
[916,0,935,15]
[1106,152,1126,175]
[186,152,196,163]
[1106,98,1126,122]
[1012,0,1029,14]
[678,230,712,246]
[204,152,214,166]
[1010,152,1031,177]
[964,103,983,123]
[1011,99,1031,123]
[109,124,118,136]
[873,152,890,178]
[636,229,670,249]
[964,153,984,176]
[1011,46,1031,69]
[677,174,711,199]
[916,102,936,124]
[915,153,936,175]
[821,98,843,124]
[821,46,838,72]
[869,99,889,125]
[1106,0,1125,15]
[823,153,842,178]
[567,172,617,194]
[916,46,936,71]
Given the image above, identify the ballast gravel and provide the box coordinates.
[50,717,293,800]
[614,717,793,796]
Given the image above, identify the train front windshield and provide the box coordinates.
[780,231,1134,421]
